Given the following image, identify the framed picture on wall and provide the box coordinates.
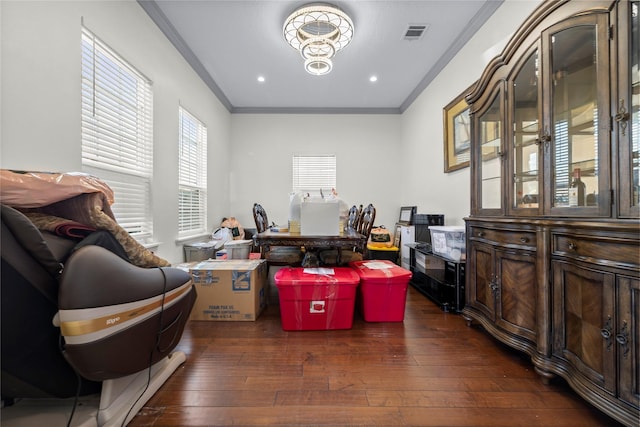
[444,82,476,173]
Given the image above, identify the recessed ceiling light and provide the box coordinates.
[369,75,378,82]
[257,76,265,83]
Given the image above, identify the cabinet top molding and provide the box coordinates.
[466,0,615,108]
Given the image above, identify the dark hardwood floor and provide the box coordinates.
[129,285,623,426]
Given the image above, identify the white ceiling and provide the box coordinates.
[139,0,504,113]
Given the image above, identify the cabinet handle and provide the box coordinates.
[616,321,630,359]
[535,128,551,145]
[519,237,529,243]
[568,242,577,251]
[489,277,499,296]
[601,316,613,351]
[534,127,551,152]
[615,99,630,136]
[477,231,485,237]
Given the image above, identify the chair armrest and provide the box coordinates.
[59,245,191,309]
[58,245,196,381]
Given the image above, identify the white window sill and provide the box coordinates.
[175,233,211,245]
[142,241,161,251]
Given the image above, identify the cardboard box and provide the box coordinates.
[301,200,340,236]
[180,259,267,321]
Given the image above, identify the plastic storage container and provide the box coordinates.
[349,260,412,322]
[183,241,223,262]
[274,267,360,331]
[429,226,466,261]
[224,239,253,259]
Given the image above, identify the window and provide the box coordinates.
[292,154,337,195]
[178,107,208,237]
[81,27,154,241]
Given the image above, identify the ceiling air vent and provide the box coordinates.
[403,24,428,41]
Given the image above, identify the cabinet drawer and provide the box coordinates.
[553,234,639,268]
[469,227,536,249]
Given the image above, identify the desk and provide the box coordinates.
[254,228,367,253]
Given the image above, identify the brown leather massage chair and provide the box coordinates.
[1,204,196,425]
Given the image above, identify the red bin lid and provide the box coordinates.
[348,260,412,283]
[274,267,360,286]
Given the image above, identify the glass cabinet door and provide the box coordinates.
[510,48,541,215]
[618,0,640,218]
[476,87,504,213]
[544,14,610,216]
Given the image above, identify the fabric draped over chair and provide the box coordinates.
[0,170,170,268]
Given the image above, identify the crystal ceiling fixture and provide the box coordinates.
[283,3,354,76]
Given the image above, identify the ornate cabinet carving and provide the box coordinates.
[463,1,639,425]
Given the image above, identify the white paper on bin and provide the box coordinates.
[362,261,393,270]
[303,268,335,275]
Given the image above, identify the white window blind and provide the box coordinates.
[81,27,154,240]
[292,154,336,194]
[178,107,208,237]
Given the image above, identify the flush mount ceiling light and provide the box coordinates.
[283,3,354,76]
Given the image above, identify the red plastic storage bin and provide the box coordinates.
[274,267,360,331]
[349,260,412,322]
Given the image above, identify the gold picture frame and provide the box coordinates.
[443,83,475,172]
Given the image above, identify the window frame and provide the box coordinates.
[178,106,208,238]
[292,154,337,195]
[81,26,154,241]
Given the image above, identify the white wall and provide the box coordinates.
[0,0,231,264]
[400,0,542,226]
[229,114,402,230]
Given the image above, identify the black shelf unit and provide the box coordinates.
[408,243,465,312]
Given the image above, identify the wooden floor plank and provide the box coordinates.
[129,286,622,426]
[398,407,617,427]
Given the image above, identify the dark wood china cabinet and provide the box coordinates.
[463,1,639,425]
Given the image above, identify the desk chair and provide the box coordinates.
[357,203,376,242]
[318,203,376,266]
[357,203,377,259]
[347,205,360,230]
[252,203,303,266]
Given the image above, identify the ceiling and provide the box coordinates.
[138,0,504,114]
